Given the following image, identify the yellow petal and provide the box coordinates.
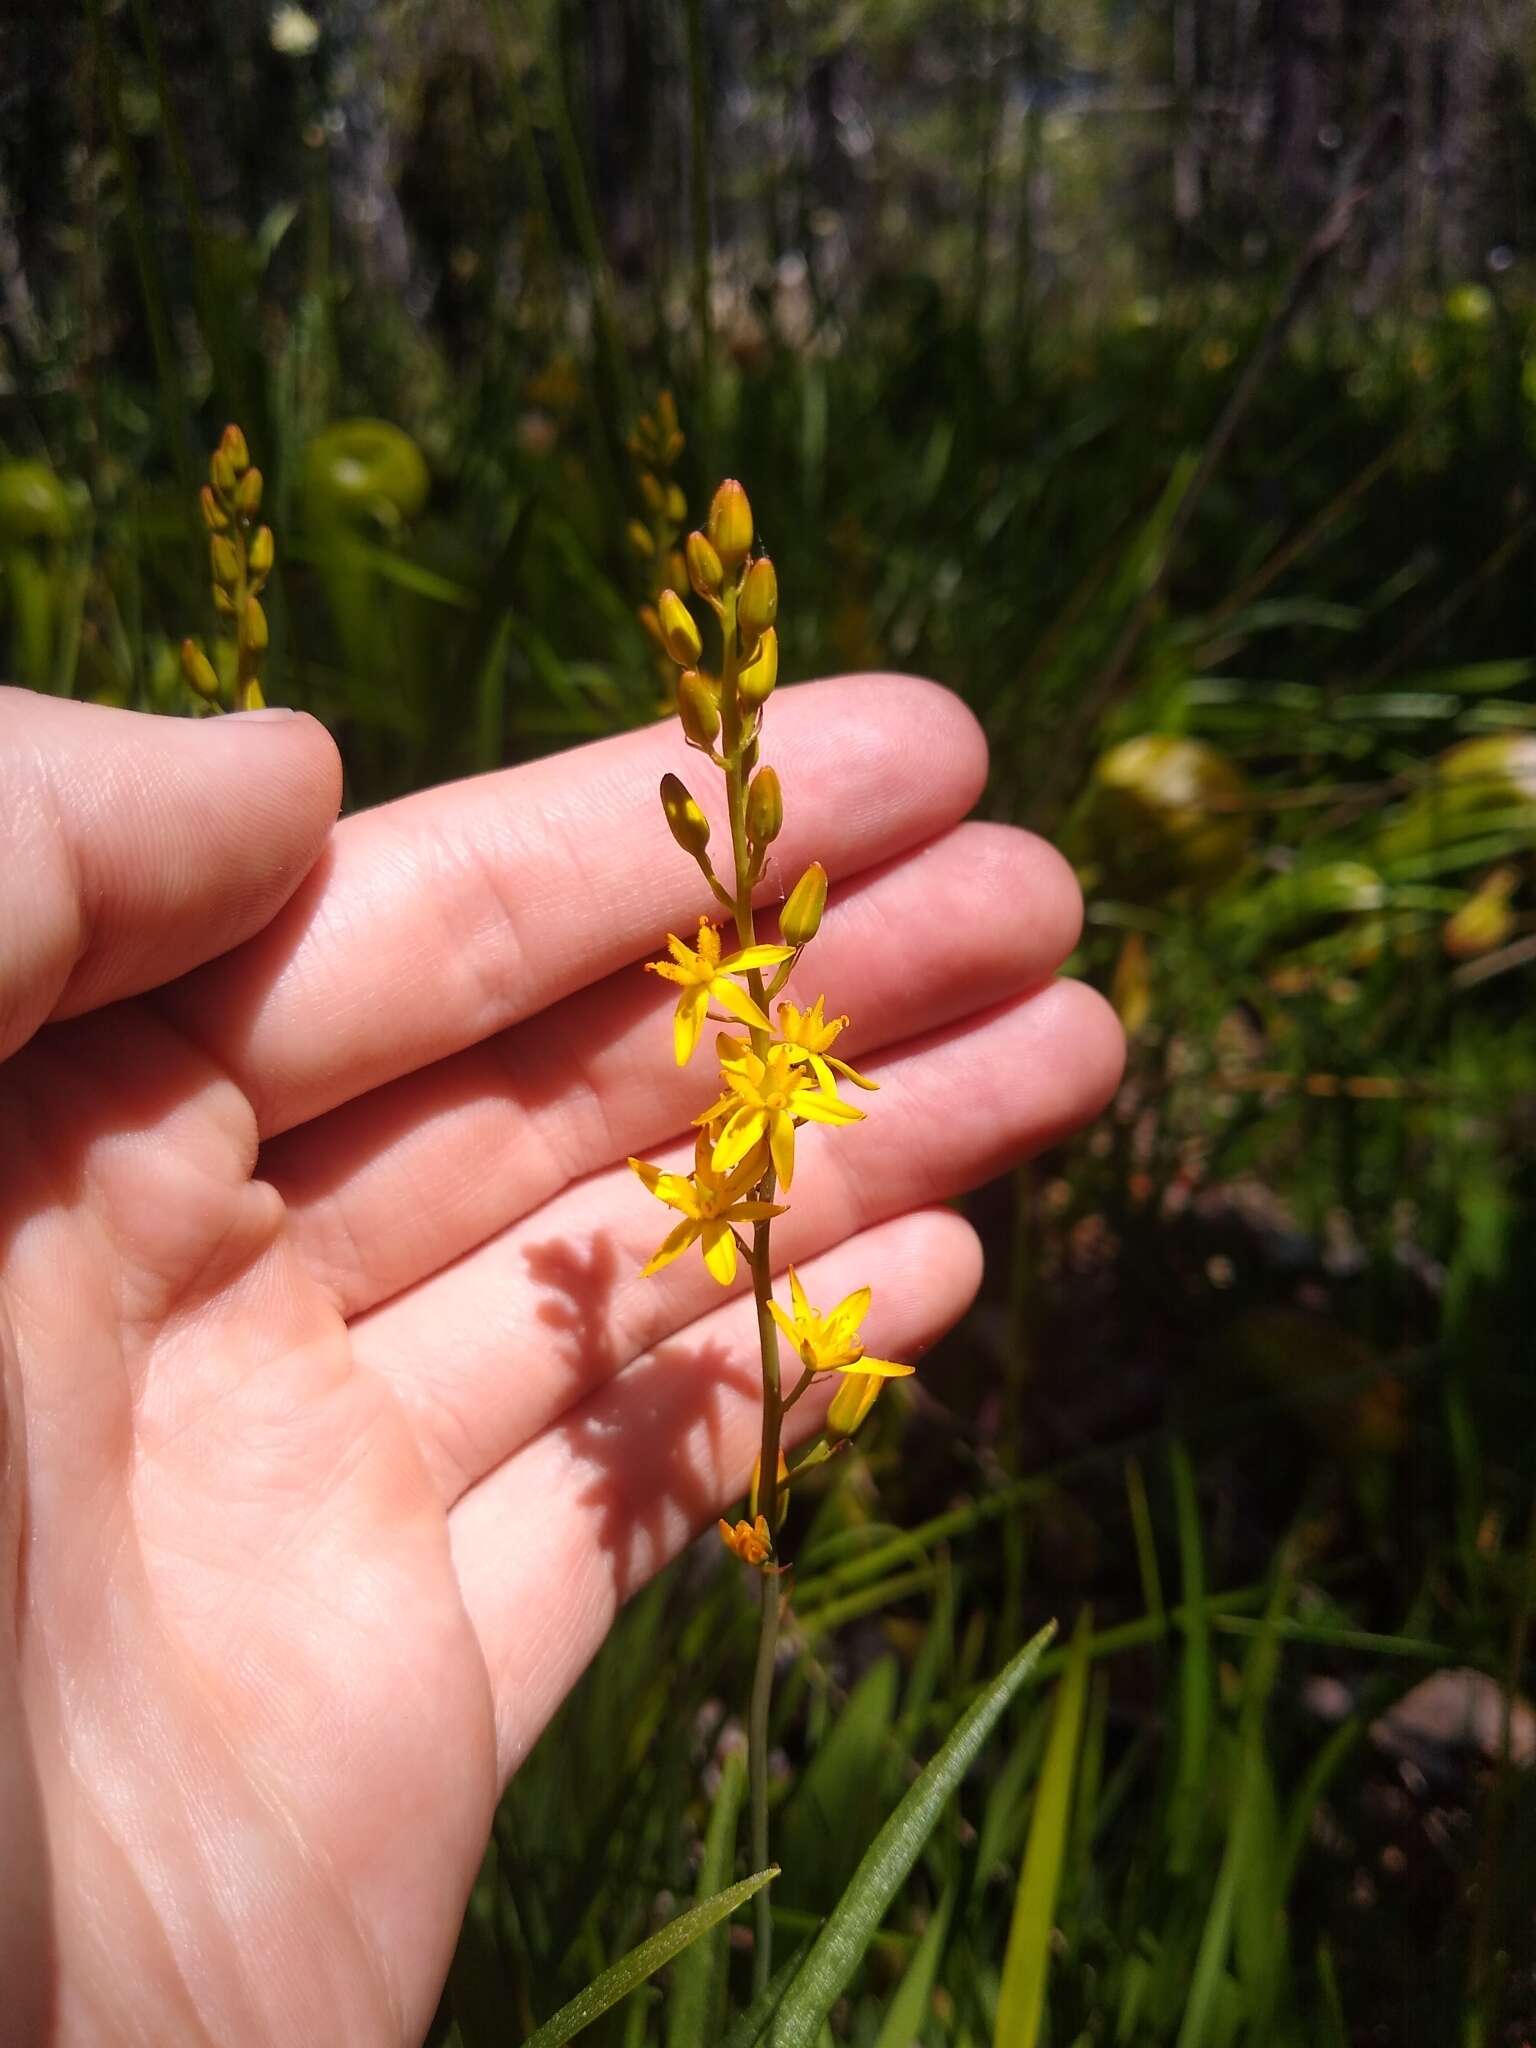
[793,1091,865,1127]
[641,1219,702,1276]
[827,1372,883,1437]
[700,1220,738,1285]
[649,960,692,987]
[826,1286,872,1341]
[628,1156,665,1193]
[769,1109,796,1190]
[722,943,795,972]
[711,978,773,1034]
[716,1031,753,1074]
[674,984,710,1064]
[787,1265,812,1323]
[847,1354,914,1378]
[768,1297,802,1350]
[713,1108,767,1174]
[727,1200,787,1223]
[828,1055,879,1091]
[665,932,700,971]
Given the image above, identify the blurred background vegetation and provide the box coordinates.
[4,1,1536,2040]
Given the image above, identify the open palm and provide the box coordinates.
[0,679,1121,2046]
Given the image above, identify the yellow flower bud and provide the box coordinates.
[235,676,266,712]
[1444,865,1518,959]
[626,519,655,558]
[746,765,783,847]
[780,861,827,947]
[707,478,753,569]
[247,524,275,577]
[638,603,665,649]
[686,530,723,598]
[210,535,241,589]
[660,772,711,857]
[219,423,250,474]
[639,470,665,514]
[241,596,269,653]
[180,637,220,701]
[199,484,229,532]
[235,466,263,518]
[212,586,238,617]
[658,588,703,667]
[739,556,778,642]
[737,626,778,707]
[677,669,721,748]
[718,1515,773,1568]
[827,1371,884,1440]
[665,550,687,595]
[210,447,237,496]
[664,483,687,525]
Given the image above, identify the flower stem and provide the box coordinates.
[720,583,786,1993]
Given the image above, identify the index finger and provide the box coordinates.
[158,674,988,1138]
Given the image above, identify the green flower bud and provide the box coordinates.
[746,766,783,847]
[660,772,711,857]
[658,588,703,667]
[677,670,721,748]
[780,861,827,947]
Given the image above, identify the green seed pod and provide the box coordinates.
[746,766,783,847]
[739,556,778,642]
[677,669,721,748]
[660,772,711,857]
[658,588,703,667]
[180,637,220,701]
[780,861,827,947]
[737,626,778,707]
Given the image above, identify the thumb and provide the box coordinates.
[0,689,341,1064]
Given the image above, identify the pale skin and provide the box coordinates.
[0,677,1124,2046]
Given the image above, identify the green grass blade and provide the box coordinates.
[768,1622,1057,2048]
[521,1866,777,2048]
[666,1747,745,2048]
[1167,1439,1211,1876]
[871,1887,955,2048]
[993,1609,1093,2048]
[716,1943,809,2048]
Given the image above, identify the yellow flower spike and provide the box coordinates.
[827,1371,886,1439]
[719,1515,774,1569]
[660,772,712,858]
[686,529,724,599]
[646,917,792,1064]
[677,670,721,749]
[768,1266,914,1380]
[737,626,778,708]
[628,1137,786,1286]
[739,557,778,643]
[779,861,827,946]
[699,1041,865,1190]
[776,995,879,1094]
[658,588,703,668]
[746,766,783,847]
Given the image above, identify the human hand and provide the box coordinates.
[0,678,1122,2045]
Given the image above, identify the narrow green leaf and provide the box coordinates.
[716,1943,809,2048]
[666,1748,745,2048]
[994,1609,1093,2048]
[871,1888,955,2048]
[1167,1440,1211,1876]
[769,1622,1057,2048]
[521,1867,777,2048]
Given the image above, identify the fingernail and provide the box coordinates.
[223,707,298,722]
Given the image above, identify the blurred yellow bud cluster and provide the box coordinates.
[181,424,274,713]
[627,393,693,703]
[626,472,910,1574]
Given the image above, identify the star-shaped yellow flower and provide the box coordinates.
[718,1514,774,1568]
[698,1041,864,1190]
[768,1266,913,1379]
[628,1133,786,1285]
[775,995,879,1095]
[646,918,793,1065]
